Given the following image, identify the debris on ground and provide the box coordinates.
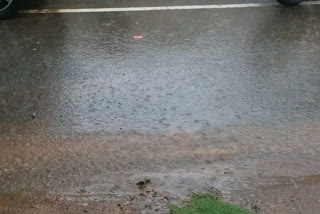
[136,179,151,189]
[133,35,144,39]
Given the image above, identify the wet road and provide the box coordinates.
[1,1,320,213]
[2,2,320,135]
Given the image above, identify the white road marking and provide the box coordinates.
[20,1,320,14]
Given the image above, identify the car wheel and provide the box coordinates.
[0,0,20,19]
[277,0,303,6]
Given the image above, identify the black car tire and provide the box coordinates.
[277,0,302,6]
[0,0,21,19]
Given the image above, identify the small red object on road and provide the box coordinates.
[139,192,148,196]
[133,35,144,39]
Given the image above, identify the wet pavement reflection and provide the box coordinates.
[1,6,320,135]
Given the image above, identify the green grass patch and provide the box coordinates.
[170,192,252,214]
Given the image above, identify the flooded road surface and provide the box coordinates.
[1,0,320,213]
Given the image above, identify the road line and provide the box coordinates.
[20,1,320,14]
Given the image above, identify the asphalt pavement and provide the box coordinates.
[1,1,320,213]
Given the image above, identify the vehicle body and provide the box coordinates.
[0,0,303,20]
[0,0,20,19]
[277,0,303,6]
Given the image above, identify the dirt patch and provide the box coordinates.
[1,122,320,213]
[0,192,137,214]
[0,190,175,214]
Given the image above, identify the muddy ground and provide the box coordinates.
[1,122,320,213]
